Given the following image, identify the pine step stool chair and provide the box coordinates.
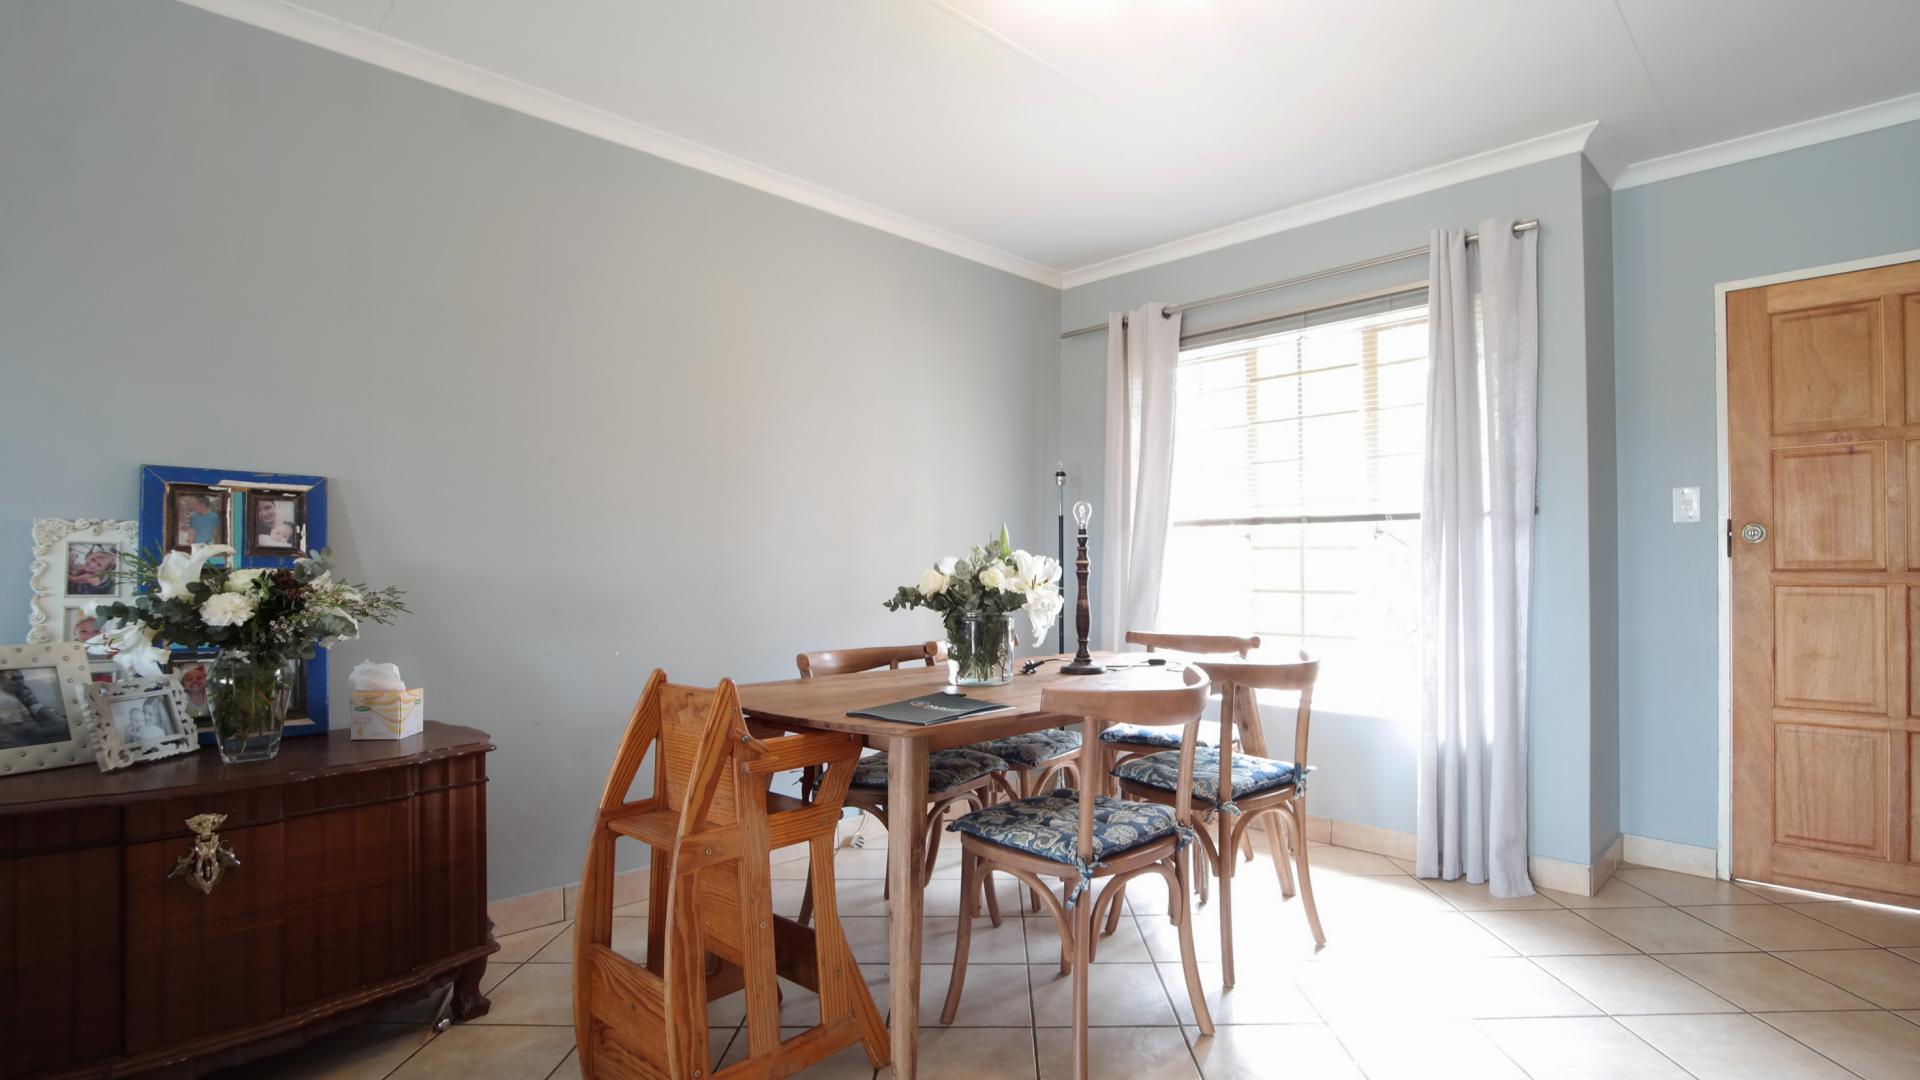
[793,643,1012,926]
[939,666,1216,1080]
[1111,655,1324,985]
[573,670,888,1080]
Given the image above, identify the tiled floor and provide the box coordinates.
[230,838,1920,1079]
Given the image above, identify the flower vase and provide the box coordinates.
[947,611,1017,687]
[209,653,296,763]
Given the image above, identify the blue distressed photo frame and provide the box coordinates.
[138,464,332,736]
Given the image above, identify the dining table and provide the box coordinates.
[735,653,1199,1080]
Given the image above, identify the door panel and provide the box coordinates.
[1731,258,1920,909]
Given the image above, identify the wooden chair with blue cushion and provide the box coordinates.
[1097,631,1258,771]
[1111,655,1323,984]
[939,666,1215,1080]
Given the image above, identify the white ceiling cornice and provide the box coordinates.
[1058,123,1600,289]
[179,0,1065,287]
[1613,89,1920,190]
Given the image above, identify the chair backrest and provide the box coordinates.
[1042,666,1211,864]
[796,641,941,679]
[1194,654,1319,775]
[1125,631,1260,657]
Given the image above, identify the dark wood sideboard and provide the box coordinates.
[0,722,496,1079]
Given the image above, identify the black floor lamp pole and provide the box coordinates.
[1054,464,1066,655]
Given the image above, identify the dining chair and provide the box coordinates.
[1111,655,1323,985]
[573,670,888,1079]
[939,667,1215,1080]
[794,642,1009,925]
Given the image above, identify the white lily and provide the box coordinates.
[935,556,959,576]
[1010,550,1062,594]
[1023,587,1065,639]
[156,543,235,601]
[89,619,168,678]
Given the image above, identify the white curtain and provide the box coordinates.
[1417,219,1539,897]
[1100,302,1182,649]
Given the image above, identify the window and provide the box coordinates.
[1157,296,1428,713]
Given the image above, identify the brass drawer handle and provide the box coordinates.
[168,812,241,895]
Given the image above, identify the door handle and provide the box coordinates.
[1740,523,1767,544]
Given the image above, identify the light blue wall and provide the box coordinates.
[1583,159,1621,858]
[1612,119,1920,848]
[1061,155,1613,862]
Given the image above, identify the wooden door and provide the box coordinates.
[1730,258,1920,907]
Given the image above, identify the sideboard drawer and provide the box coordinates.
[0,846,120,1076]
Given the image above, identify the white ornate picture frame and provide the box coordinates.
[29,518,139,649]
[87,677,198,773]
[0,642,96,775]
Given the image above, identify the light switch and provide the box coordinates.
[1672,486,1701,524]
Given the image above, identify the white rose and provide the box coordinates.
[917,568,949,597]
[199,591,258,628]
[978,564,1007,591]
[226,568,268,593]
[936,556,959,576]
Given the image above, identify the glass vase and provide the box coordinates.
[947,611,1017,687]
[209,653,296,763]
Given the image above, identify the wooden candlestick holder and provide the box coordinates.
[1060,510,1104,675]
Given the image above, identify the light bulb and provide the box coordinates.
[1072,500,1093,529]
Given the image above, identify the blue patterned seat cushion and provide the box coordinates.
[1098,722,1214,749]
[973,727,1082,768]
[851,747,1007,792]
[948,791,1180,867]
[1111,746,1308,803]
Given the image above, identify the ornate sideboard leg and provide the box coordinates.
[450,957,492,1021]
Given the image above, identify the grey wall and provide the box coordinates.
[1612,119,1920,849]
[0,2,1060,900]
[1061,154,1615,863]
[1583,159,1621,859]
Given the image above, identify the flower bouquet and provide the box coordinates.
[90,544,406,762]
[885,527,1064,686]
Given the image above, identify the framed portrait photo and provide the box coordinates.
[0,642,95,775]
[28,518,137,646]
[168,649,217,721]
[164,484,231,553]
[245,489,308,557]
[87,677,198,773]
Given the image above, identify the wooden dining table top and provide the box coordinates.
[736,652,1197,750]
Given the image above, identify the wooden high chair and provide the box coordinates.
[573,670,889,1080]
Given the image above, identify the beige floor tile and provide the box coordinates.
[833,846,894,879]
[770,853,816,880]
[546,1047,580,1080]
[1476,1017,1690,1079]
[1418,875,1562,911]
[1758,1010,1920,1080]
[1655,952,1873,1011]
[869,1026,1038,1080]
[1785,900,1920,947]
[478,963,517,995]
[1036,1025,1198,1080]
[1302,845,1404,876]
[1618,1014,1854,1080]
[468,962,574,1026]
[840,916,894,964]
[1467,910,1638,955]
[1574,906,1757,953]
[610,896,649,917]
[1530,954,1736,1014]
[1326,1016,1528,1080]
[528,917,645,964]
[1029,962,1179,1027]
[490,922,569,964]
[1900,1009,1920,1025]
[1615,867,1772,906]
[1186,1024,1361,1080]
[1777,948,1920,1008]
[923,873,1027,917]
[1680,903,1874,951]
[1297,956,1599,1021]
[922,911,1029,965]
[1155,960,1317,1025]
[919,962,1034,1027]
[1136,913,1225,965]
[386,1025,576,1080]
[1025,914,1155,964]
[1389,857,1417,875]
[236,1023,424,1080]
[1540,878,1667,909]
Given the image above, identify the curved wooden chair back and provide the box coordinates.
[1041,666,1211,866]
[1194,654,1318,774]
[796,641,941,679]
[574,670,887,1079]
[1124,631,1259,657]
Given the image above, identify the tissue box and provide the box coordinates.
[350,687,424,740]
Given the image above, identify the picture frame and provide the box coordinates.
[28,518,137,646]
[244,488,308,557]
[0,642,96,776]
[87,677,198,773]
[167,648,218,722]
[140,465,331,734]
[162,483,231,553]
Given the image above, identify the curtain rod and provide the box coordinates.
[1059,219,1539,341]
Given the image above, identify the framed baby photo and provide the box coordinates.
[168,649,217,721]
[245,489,308,557]
[0,642,96,776]
[27,518,137,646]
[87,677,197,773]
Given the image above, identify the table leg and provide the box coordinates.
[886,736,929,1080]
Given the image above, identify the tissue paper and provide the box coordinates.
[349,660,422,740]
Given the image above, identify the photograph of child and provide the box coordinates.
[175,660,212,717]
[249,493,305,554]
[64,607,102,643]
[112,695,176,746]
[169,488,229,551]
[66,543,119,596]
[0,667,72,751]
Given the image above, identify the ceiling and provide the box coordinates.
[190,0,1920,286]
